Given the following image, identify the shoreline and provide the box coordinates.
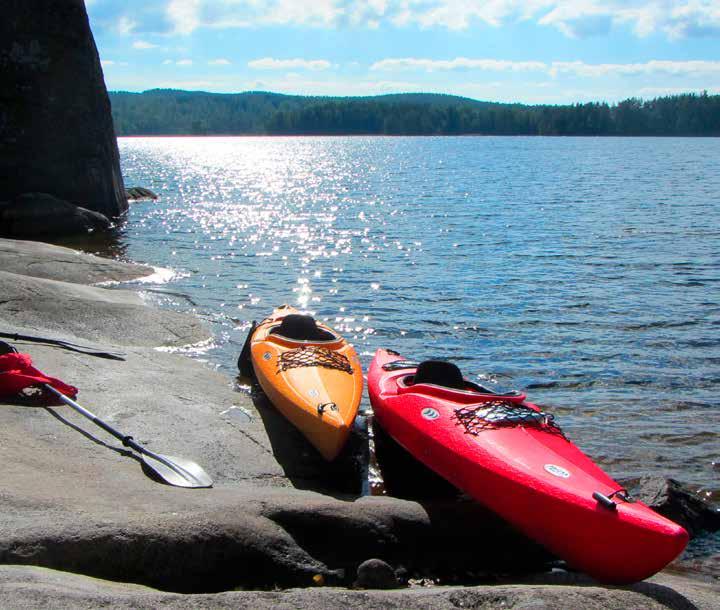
[0,237,716,606]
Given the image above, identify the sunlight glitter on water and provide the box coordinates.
[119,136,720,510]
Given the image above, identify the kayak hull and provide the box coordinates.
[368,348,688,583]
[250,306,363,461]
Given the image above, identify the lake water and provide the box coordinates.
[115,136,719,570]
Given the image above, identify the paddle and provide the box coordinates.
[0,340,212,488]
[43,385,213,488]
[0,331,126,360]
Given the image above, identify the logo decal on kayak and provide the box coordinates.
[544,464,570,478]
[263,352,272,361]
[421,407,440,421]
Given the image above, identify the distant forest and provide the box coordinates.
[109,90,720,136]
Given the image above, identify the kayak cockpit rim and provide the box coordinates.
[263,325,343,347]
[395,373,525,400]
[263,311,341,346]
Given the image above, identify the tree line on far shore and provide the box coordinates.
[109,90,720,136]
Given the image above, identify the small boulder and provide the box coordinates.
[354,558,399,589]
[0,192,111,238]
[126,186,158,201]
[622,477,720,538]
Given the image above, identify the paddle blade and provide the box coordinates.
[142,453,213,488]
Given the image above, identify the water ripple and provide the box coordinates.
[118,135,720,557]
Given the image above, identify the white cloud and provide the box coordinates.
[149,1,720,41]
[371,57,547,72]
[394,1,720,40]
[162,59,194,66]
[245,77,428,95]
[167,0,202,35]
[248,57,333,71]
[637,85,720,96]
[116,15,137,35]
[149,75,426,96]
[132,40,159,50]
[550,59,720,77]
[209,58,232,65]
[371,56,720,78]
[664,1,720,38]
[100,59,129,68]
[157,79,228,89]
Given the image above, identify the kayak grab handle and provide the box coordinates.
[593,491,618,511]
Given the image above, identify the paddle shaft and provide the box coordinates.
[44,384,147,454]
[0,331,125,360]
[43,385,212,488]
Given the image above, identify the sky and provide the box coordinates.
[87,0,720,104]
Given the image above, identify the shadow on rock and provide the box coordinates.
[241,376,367,497]
[371,417,556,582]
[528,571,701,610]
[44,407,138,463]
[632,580,701,610]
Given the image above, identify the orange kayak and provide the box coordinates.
[243,305,363,461]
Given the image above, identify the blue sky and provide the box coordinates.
[87,0,720,104]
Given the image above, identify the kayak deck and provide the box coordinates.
[250,306,363,461]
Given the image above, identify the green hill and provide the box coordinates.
[109,89,720,136]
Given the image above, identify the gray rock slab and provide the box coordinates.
[0,343,287,489]
[0,565,716,610]
[0,271,208,347]
[0,238,152,284]
[0,245,711,603]
[0,342,551,593]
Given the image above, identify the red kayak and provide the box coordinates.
[368,349,688,583]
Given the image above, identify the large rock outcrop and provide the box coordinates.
[0,240,717,606]
[0,193,112,238]
[0,0,126,219]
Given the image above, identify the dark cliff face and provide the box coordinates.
[0,0,127,218]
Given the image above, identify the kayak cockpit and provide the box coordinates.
[268,314,340,344]
[391,359,526,402]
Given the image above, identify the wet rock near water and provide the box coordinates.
[622,476,720,538]
[0,193,112,239]
[126,187,159,201]
[0,0,126,219]
[0,270,208,348]
[0,238,153,284]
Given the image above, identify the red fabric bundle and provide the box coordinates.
[0,353,78,399]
